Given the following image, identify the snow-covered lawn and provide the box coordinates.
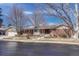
[0,35,79,45]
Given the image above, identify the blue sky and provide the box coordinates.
[0,3,75,27]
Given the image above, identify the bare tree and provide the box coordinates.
[8,5,29,36]
[43,3,76,38]
[32,8,47,35]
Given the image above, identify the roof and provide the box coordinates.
[23,25,69,30]
[0,27,7,31]
[0,24,68,31]
[6,26,16,32]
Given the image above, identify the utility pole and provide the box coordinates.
[72,4,79,39]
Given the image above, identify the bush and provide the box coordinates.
[61,34,67,38]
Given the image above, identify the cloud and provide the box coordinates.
[48,23,56,25]
[24,10,48,15]
[23,11,33,14]
[48,23,59,25]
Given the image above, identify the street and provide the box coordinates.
[0,41,79,56]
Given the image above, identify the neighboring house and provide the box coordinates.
[0,28,6,35]
[6,26,17,36]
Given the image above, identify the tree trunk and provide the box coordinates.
[17,31,22,36]
[72,4,79,39]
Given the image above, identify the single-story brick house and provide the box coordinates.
[20,25,72,37]
[0,25,72,37]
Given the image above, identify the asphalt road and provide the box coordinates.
[0,41,79,56]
